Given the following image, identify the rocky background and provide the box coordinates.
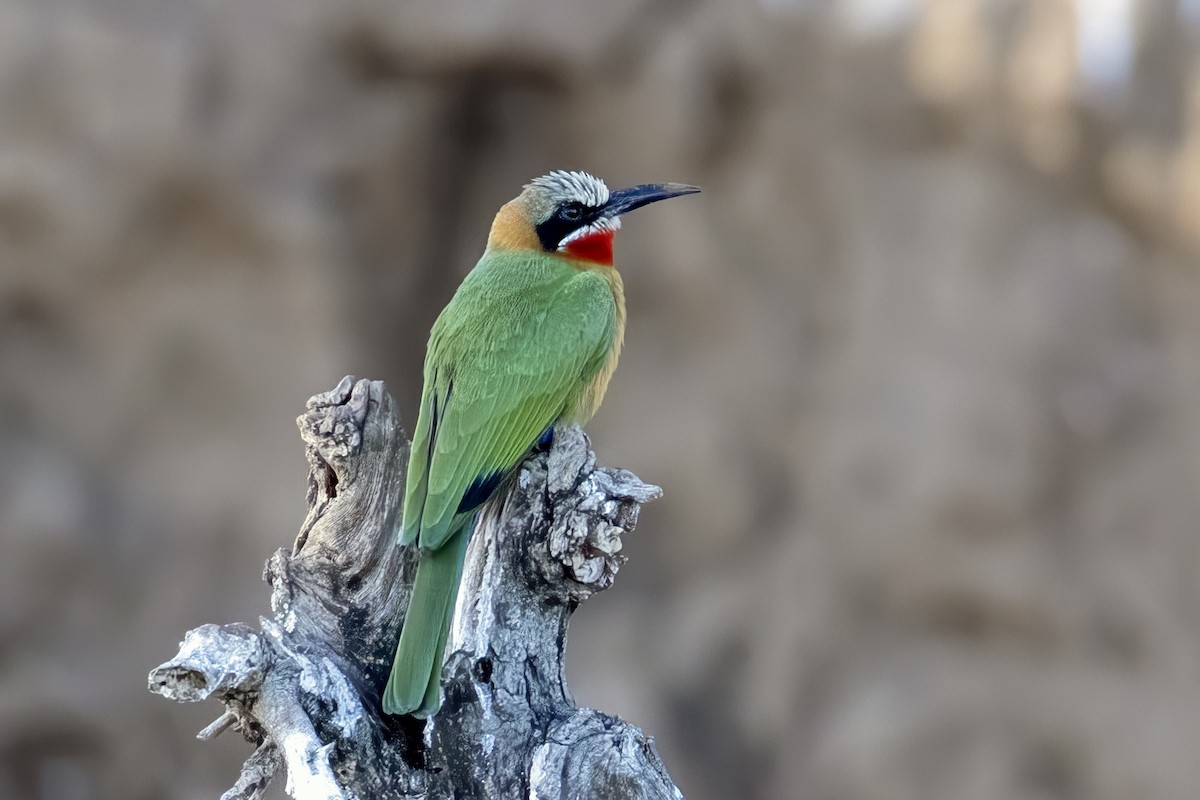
[3,1,1200,798]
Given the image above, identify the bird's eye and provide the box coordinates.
[559,203,584,222]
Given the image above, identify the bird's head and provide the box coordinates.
[487,170,699,265]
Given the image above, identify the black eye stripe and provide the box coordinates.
[535,201,601,251]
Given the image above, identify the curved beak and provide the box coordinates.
[601,182,701,218]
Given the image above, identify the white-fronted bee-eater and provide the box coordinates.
[384,170,699,717]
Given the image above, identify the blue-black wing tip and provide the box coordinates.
[457,469,505,514]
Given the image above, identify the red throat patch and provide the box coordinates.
[564,229,614,265]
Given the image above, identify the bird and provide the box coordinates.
[382,170,699,717]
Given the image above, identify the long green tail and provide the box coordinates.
[383,524,470,717]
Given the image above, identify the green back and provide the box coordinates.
[401,250,616,550]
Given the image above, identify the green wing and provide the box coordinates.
[401,255,615,551]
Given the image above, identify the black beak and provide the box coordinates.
[602,183,700,218]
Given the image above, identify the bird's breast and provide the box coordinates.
[570,267,625,424]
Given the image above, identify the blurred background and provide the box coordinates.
[3,0,1200,798]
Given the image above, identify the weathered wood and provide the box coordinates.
[148,376,681,800]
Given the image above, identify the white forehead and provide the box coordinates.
[526,170,610,207]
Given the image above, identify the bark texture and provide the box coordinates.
[148,376,680,800]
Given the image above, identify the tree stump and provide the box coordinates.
[147,376,682,800]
